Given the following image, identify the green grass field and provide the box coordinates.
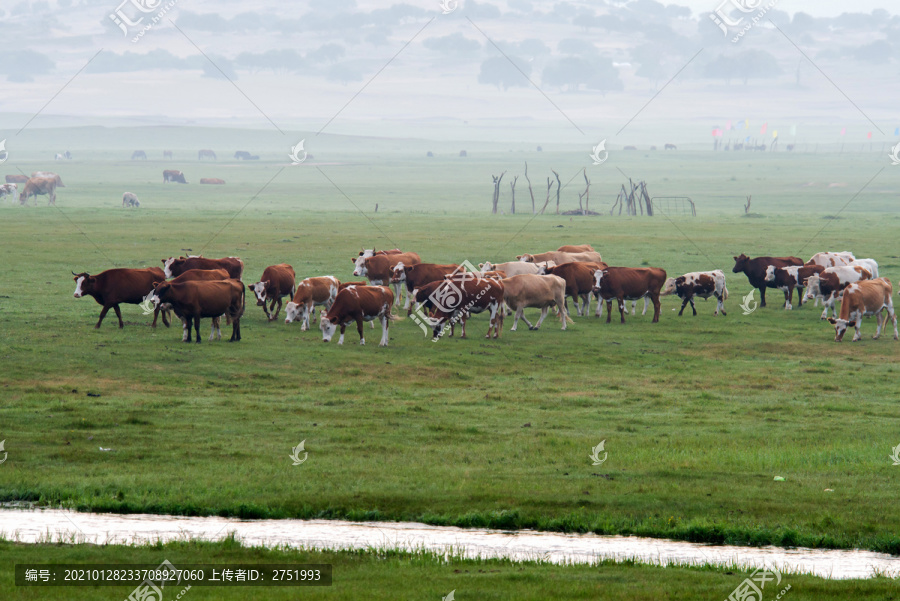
[1,135,899,598]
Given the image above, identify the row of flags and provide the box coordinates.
[711,122,899,139]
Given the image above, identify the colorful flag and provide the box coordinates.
[760,123,768,134]
[772,130,778,138]
[867,131,872,139]
[840,127,846,136]
[894,127,899,136]
[745,119,749,129]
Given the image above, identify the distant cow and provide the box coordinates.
[731,254,803,307]
[592,267,667,323]
[623,145,637,150]
[827,278,898,342]
[557,244,594,253]
[234,151,259,160]
[319,285,394,346]
[132,150,147,160]
[163,170,187,183]
[248,264,296,321]
[122,192,140,208]
[152,279,245,343]
[763,264,824,309]
[501,274,571,331]
[163,256,243,280]
[198,149,217,160]
[805,252,855,268]
[285,276,341,330]
[459,150,467,157]
[803,265,873,320]
[199,178,225,185]
[0,183,17,201]
[31,172,64,187]
[391,262,461,313]
[163,150,173,159]
[6,174,28,184]
[662,270,729,316]
[72,267,167,328]
[19,177,57,205]
[664,144,677,150]
[353,252,421,307]
[544,261,608,316]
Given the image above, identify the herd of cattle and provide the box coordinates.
[3,172,65,205]
[69,246,898,345]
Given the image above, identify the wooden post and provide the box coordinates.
[491,171,506,214]
[539,177,552,214]
[552,170,561,215]
[510,175,518,214]
[744,195,751,214]
[524,162,536,214]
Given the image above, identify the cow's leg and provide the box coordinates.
[392,283,402,307]
[689,298,697,316]
[873,311,884,340]
[338,324,346,345]
[784,287,792,310]
[511,308,522,331]
[231,317,241,342]
[194,317,201,343]
[380,315,389,347]
[852,320,862,342]
[618,297,627,323]
[641,297,649,316]
[580,294,589,317]
[152,305,161,327]
[494,303,503,338]
[796,286,805,307]
[162,308,171,327]
[651,294,661,323]
[519,310,536,330]
[272,297,283,321]
[889,306,899,340]
[820,299,829,320]
[678,297,689,316]
[531,307,549,330]
[357,318,365,345]
[460,314,467,339]
[404,289,414,311]
[95,305,113,328]
[630,300,637,315]
[759,287,767,307]
[606,300,613,323]
[113,304,124,328]
[181,318,190,342]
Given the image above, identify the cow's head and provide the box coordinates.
[764,265,777,282]
[162,257,184,278]
[478,261,493,272]
[535,261,553,274]
[352,256,369,277]
[732,254,749,273]
[248,281,269,305]
[152,281,173,303]
[826,317,852,342]
[284,301,305,325]
[319,313,338,342]
[390,262,410,283]
[517,254,534,263]
[591,269,608,295]
[661,277,678,296]
[72,272,93,298]
[803,275,821,303]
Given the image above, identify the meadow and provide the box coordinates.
[1,134,899,596]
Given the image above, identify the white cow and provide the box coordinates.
[806,251,855,268]
[848,258,879,279]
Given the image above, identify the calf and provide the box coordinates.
[763,264,824,310]
[163,255,243,279]
[806,251,855,268]
[249,264,296,321]
[661,270,729,316]
[732,254,803,307]
[285,276,340,330]
[391,262,460,313]
[826,278,897,342]
[152,279,245,343]
[544,261,607,316]
[501,274,571,331]
[429,276,504,340]
[592,267,667,323]
[72,267,166,328]
[353,252,420,307]
[319,285,394,346]
[803,265,872,319]
[19,176,57,205]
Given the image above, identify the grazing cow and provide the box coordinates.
[661,270,729,316]
[664,143,677,150]
[19,177,57,205]
[623,145,637,150]
[55,153,65,161]
[391,262,460,313]
[285,276,341,330]
[849,258,879,278]
[731,254,803,307]
[234,151,259,160]
[6,174,28,184]
[31,171,64,187]
[132,150,147,160]
[763,264,824,309]
[592,267,667,323]
[544,261,608,316]
[557,244,595,253]
[423,274,504,340]
[0,183,17,201]
[319,285,394,346]
[517,250,603,265]
[353,252,421,307]
[163,150,173,159]
[163,256,243,280]
[353,248,403,262]
[122,192,140,208]
[198,149,217,160]
[72,267,167,328]
[501,274,571,331]
[163,170,187,183]
[199,178,225,185]
[152,279,245,343]
[248,264,296,321]
[477,261,553,277]
[806,252,855,268]
[153,268,230,328]
[803,265,873,319]
[826,278,897,342]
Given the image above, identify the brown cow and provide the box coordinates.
[592,267,667,323]
[31,172,64,187]
[391,262,461,314]
[152,279,245,343]
[72,267,167,328]
[319,285,394,346]
[428,275,504,340]
[153,268,230,328]
[353,252,421,307]
[6,174,29,184]
[163,170,187,183]
[826,278,898,342]
[764,264,825,310]
[557,244,595,253]
[20,177,57,205]
[248,264,296,321]
[199,178,225,185]
[732,254,803,307]
[285,276,341,330]
[501,274,571,331]
[544,261,607,316]
[163,256,243,280]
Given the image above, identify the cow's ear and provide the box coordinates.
[847,321,856,327]
[826,318,836,324]
[262,280,270,287]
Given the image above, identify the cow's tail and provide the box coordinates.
[722,283,729,301]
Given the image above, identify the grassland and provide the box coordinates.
[1,138,899,560]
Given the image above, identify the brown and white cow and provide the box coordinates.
[19,176,57,205]
[826,278,897,342]
[592,267,667,323]
[806,251,855,268]
[391,262,460,313]
[501,274,571,331]
[517,250,603,265]
[199,178,225,185]
[153,268,231,328]
[428,276,504,340]
[319,285,394,346]
[848,258,879,279]
[544,261,608,316]
[285,276,341,330]
[803,265,873,319]
[73,267,167,328]
[763,264,824,310]
[151,279,245,343]
[661,270,728,316]
[557,244,595,253]
[732,254,803,307]
[0,183,17,201]
[352,248,402,262]
[163,170,187,183]
[249,264,296,321]
[352,252,420,307]
[163,256,243,280]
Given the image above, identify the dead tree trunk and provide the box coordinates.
[524,162,536,214]
[491,171,506,214]
[539,177,552,214]
[510,175,518,214]
[582,169,590,215]
[744,195,751,214]
[552,170,561,214]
